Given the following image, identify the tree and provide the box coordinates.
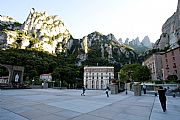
[167,75,178,81]
[119,64,151,83]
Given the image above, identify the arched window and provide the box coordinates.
[101,80,103,89]
[96,80,99,89]
[86,80,88,88]
[92,80,94,89]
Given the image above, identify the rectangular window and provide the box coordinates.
[172,51,174,56]
[173,57,175,61]
[165,54,167,57]
[166,65,169,69]
[173,63,176,68]
[175,70,177,73]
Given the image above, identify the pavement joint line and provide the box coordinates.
[149,95,157,120]
[1,107,31,120]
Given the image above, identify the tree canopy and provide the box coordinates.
[119,64,151,83]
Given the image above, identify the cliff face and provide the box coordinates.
[76,32,137,66]
[154,0,180,50]
[0,15,21,30]
[0,8,72,54]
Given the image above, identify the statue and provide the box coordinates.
[15,73,19,82]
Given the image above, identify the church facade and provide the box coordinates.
[83,66,114,89]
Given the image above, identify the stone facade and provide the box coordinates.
[161,47,180,80]
[143,47,180,81]
[83,66,114,89]
[143,53,163,80]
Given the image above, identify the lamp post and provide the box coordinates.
[59,80,61,88]
[32,78,34,86]
[126,82,128,94]
[52,81,55,88]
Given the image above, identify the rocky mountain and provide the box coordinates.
[0,8,139,66]
[0,15,21,30]
[153,0,180,50]
[76,32,138,66]
[123,36,153,53]
[129,37,141,46]
[141,36,153,48]
[0,8,72,54]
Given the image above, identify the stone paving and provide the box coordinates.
[0,89,180,120]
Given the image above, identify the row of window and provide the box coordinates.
[165,57,176,62]
[167,70,177,74]
[86,76,111,80]
[166,63,177,69]
[86,72,111,76]
[85,80,104,89]
[164,48,180,57]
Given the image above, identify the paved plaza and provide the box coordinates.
[0,89,180,120]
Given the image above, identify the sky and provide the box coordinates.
[0,0,178,43]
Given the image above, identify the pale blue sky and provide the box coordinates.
[0,0,178,42]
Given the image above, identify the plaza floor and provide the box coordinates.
[0,89,180,120]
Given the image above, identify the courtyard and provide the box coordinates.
[0,89,180,120]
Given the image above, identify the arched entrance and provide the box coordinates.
[0,64,24,88]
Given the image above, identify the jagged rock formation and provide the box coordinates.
[153,0,180,50]
[142,36,152,48]
[76,31,137,66]
[123,36,153,53]
[129,37,141,46]
[0,8,72,54]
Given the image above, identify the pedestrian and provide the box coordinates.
[158,86,167,112]
[142,84,147,94]
[81,86,86,96]
[105,86,110,97]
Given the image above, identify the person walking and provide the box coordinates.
[158,86,167,112]
[105,86,110,97]
[81,86,86,96]
[143,84,147,94]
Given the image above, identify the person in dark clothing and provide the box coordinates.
[105,86,110,97]
[158,86,167,112]
[143,84,147,94]
[81,86,86,96]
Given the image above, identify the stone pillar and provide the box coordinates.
[134,84,141,96]
[42,82,48,89]
[109,84,118,94]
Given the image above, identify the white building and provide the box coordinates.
[40,74,52,81]
[84,66,114,89]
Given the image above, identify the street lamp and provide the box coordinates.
[126,82,128,94]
